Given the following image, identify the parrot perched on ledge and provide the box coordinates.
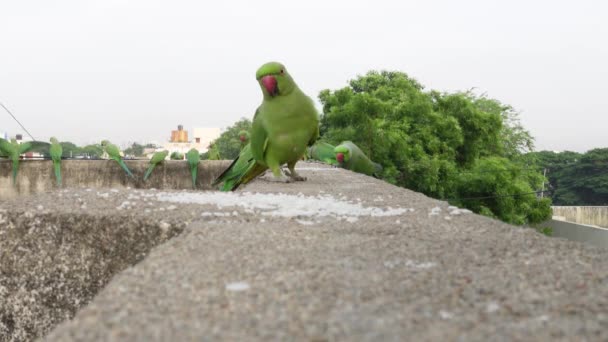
[213,62,319,191]
[307,141,339,166]
[101,140,134,179]
[0,138,50,186]
[144,150,168,181]
[186,148,200,189]
[49,137,63,186]
[334,141,383,178]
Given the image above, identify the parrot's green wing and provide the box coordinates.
[186,148,200,188]
[50,140,63,186]
[250,108,268,163]
[0,138,12,157]
[144,151,168,181]
[105,143,122,159]
[212,144,266,191]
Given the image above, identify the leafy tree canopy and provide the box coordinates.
[208,118,252,160]
[530,149,608,205]
[319,70,551,225]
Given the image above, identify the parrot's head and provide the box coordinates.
[100,140,109,147]
[238,130,250,142]
[50,137,59,144]
[334,145,351,164]
[256,62,295,98]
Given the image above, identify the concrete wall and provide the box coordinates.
[543,219,608,249]
[552,206,608,228]
[0,159,231,199]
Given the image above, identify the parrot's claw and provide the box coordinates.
[264,174,292,183]
[290,174,307,181]
[284,168,306,181]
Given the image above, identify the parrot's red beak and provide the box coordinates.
[261,75,278,96]
[336,152,344,163]
[239,135,246,142]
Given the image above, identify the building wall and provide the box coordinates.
[552,206,608,228]
[192,127,221,152]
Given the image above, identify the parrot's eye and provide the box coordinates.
[280,69,284,74]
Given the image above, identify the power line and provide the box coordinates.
[458,167,538,174]
[0,101,36,141]
[447,190,550,201]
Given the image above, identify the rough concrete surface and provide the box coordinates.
[1,162,607,341]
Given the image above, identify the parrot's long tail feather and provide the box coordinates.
[191,166,197,189]
[11,160,18,185]
[143,165,155,181]
[53,160,62,186]
[117,159,135,178]
[213,147,266,191]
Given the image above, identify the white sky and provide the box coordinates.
[0,0,606,151]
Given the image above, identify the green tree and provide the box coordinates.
[59,142,80,158]
[124,143,145,157]
[80,144,103,159]
[453,157,551,225]
[319,70,551,225]
[531,149,608,205]
[209,118,252,160]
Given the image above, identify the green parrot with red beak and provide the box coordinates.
[334,141,383,178]
[213,62,319,191]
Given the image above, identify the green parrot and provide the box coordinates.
[307,141,339,166]
[238,130,250,150]
[207,144,220,160]
[143,150,168,181]
[186,148,200,189]
[101,140,135,178]
[49,137,63,186]
[213,62,319,191]
[0,138,50,185]
[334,141,383,178]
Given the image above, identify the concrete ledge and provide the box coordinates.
[0,160,232,199]
[0,205,190,341]
[2,164,608,341]
[544,219,608,249]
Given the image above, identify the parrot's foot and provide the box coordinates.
[283,168,307,181]
[264,174,292,183]
[290,174,307,181]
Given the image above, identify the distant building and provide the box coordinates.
[159,125,221,159]
[170,125,189,143]
[192,127,221,151]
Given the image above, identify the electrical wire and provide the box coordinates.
[0,101,36,141]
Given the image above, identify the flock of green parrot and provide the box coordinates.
[0,137,202,189]
[0,62,381,191]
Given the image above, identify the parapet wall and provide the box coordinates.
[552,206,608,228]
[0,159,232,199]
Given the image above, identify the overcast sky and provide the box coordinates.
[1,0,606,151]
